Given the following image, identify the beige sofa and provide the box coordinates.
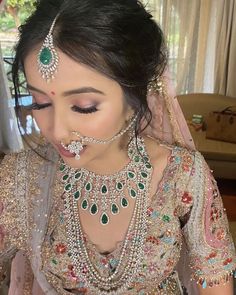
[177,93,236,179]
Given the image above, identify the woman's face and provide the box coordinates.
[24,48,133,170]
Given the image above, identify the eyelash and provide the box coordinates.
[28,103,98,114]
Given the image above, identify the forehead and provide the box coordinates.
[24,47,121,96]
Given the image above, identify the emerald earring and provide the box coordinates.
[37,15,59,83]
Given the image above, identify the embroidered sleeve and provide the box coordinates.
[178,151,236,288]
[0,153,24,283]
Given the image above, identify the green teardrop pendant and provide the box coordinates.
[65,184,72,192]
[40,47,53,65]
[90,203,98,215]
[101,213,109,225]
[85,182,92,192]
[138,182,145,190]
[141,172,148,179]
[74,191,81,200]
[81,199,88,210]
[121,197,129,208]
[127,171,136,179]
[116,182,123,191]
[145,162,152,169]
[130,188,137,198]
[59,164,66,171]
[62,174,69,181]
[101,184,108,194]
[75,172,82,180]
[111,203,119,215]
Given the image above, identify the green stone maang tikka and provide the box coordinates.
[37,15,59,82]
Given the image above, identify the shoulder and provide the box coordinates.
[0,144,54,192]
[143,135,200,171]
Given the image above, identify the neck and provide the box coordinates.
[83,135,131,175]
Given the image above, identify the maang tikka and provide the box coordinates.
[38,14,59,82]
[61,113,138,160]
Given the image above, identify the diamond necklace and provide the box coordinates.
[60,136,152,225]
[60,136,153,294]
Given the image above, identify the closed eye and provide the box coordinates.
[27,103,98,114]
[71,105,98,114]
[27,102,51,110]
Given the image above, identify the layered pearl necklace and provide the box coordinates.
[60,136,153,294]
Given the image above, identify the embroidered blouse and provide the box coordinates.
[0,144,235,294]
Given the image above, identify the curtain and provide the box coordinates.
[143,0,236,97]
[0,46,23,153]
[214,0,236,97]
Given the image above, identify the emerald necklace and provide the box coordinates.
[60,136,152,225]
[60,136,152,293]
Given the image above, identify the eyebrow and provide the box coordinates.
[26,84,105,96]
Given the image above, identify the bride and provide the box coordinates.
[0,0,235,294]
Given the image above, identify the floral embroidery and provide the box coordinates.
[146,236,160,246]
[1,146,235,294]
[210,207,220,221]
[55,243,67,254]
[148,262,159,273]
[143,244,155,256]
[181,191,193,204]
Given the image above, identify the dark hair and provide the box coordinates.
[12,0,168,146]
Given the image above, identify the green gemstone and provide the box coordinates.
[85,182,92,192]
[74,191,81,200]
[62,174,69,181]
[128,171,135,179]
[65,184,72,192]
[130,188,137,198]
[90,203,98,215]
[121,197,129,208]
[101,184,108,194]
[143,156,149,162]
[162,215,171,222]
[101,213,109,225]
[116,182,123,191]
[75,172,82,180]
[51,258,58,265]
[111,203,119,215]
[134,155,140,162]
[138,182,145,190]
[145,163,152,169]
[141,172,148,178]
[81,199,88,210]
[138,146,144,152]
[59,164,66,171]
[40,47,53,65]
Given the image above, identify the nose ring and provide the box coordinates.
[61,140,84,160]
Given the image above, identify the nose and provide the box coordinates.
[51,108,71,143]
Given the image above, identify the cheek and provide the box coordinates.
[74,109,125,138]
